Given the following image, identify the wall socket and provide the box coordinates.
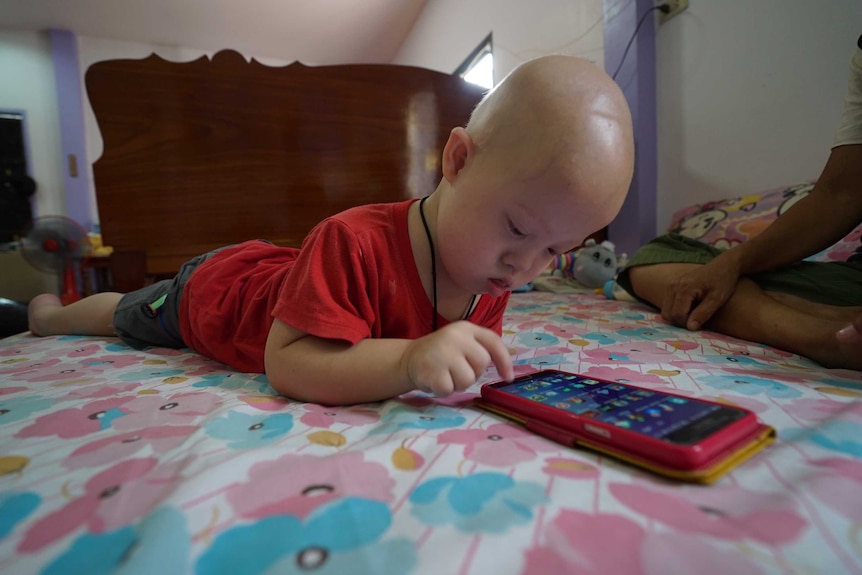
[658,0,688,24]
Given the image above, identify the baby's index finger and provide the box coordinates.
[475,328,514,381]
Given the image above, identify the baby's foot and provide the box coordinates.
[28,294,63,336]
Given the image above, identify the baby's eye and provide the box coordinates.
[509,220,526,237]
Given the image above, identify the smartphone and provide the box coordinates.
[475,369,774,483]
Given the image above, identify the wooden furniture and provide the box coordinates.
[85,50,486,290]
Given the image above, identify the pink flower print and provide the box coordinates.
[785,398,862,423]
[300,404,380,428]
[68,383,141,399]
[437,422,558,467]
[801,457,862,522]
[0,357,63,376]
[579,366,671,386]
[522,509,646,575]
[18,457,185,552]
[44,343,103,358]
[542,323,582,338]
[63,426,198,469]
[8,358,103,383]
[542,457,599,480]
[608,481,806,544]
[226,452,395,519]
[110,392,220,431]
[640,531,768,575]
[15,396,134,439]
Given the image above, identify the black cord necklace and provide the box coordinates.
[418,197,476,331]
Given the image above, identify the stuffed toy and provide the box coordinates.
[560,239,619,289]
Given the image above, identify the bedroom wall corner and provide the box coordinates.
[49,29,93,232]
[603,0,658,256]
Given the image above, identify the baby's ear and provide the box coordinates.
[441,127,474,182]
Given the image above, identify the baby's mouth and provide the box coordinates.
[486,278,511,296]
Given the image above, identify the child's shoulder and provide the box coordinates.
[328,199,413,229]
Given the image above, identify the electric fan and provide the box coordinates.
[20,216,90,305]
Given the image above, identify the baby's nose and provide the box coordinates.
[503,250,534,273]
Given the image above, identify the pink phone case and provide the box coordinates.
[476,370,775,483]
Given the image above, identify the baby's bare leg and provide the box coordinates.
[628,264,862,370]
[28,292,123,337]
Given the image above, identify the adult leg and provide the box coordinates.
[764,291,862,321]
[628,263,862,370]
[28,292,123,337]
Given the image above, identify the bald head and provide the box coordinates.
[464,55,634,229]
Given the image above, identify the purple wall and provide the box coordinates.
[603,0,658,256]
[49,29,93,232]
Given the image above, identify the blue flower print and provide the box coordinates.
[698,374,803,398]
[196,498,416,575]
[42,506,190,575]
[409,472,547,533]
[581,332,619,346]
[515,332,560,347]
[783,420,862,458]
[0,395,55,424]
[0,491,40,540]
[614,310,649,321]
[192,372,272,393]
[105,342,136,352]
[369,404,466,435]
[507,304,544,313]
[204,411,294,448]
[514,354,571,367]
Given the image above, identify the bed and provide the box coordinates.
[2,51,862,574]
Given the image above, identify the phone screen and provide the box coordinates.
[495,371,747,445]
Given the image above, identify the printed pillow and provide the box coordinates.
[667,182,861,262]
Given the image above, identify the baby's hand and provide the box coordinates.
[403,321,514,397]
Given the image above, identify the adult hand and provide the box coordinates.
[662,254,742,331]
[403,321,514,397]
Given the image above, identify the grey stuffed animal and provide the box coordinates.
[571,239,618,289]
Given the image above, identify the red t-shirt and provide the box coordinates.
[179,200,510,372]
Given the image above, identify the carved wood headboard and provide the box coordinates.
[85,50,485,289]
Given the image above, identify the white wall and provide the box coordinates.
[655,0,862,231]
[393,0,604,81]
[0,30,65,218]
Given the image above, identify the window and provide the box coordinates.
[455,33,494,89]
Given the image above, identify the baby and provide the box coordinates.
[29,55,635,405]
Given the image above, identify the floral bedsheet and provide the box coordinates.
[2,290,861,574]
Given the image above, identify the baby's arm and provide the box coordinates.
[264,318,514,405]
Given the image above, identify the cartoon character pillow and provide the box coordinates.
[667,183,860,262]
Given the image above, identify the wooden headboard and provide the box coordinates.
[85,50,486,290]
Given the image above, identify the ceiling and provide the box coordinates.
[0,0,429,64]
